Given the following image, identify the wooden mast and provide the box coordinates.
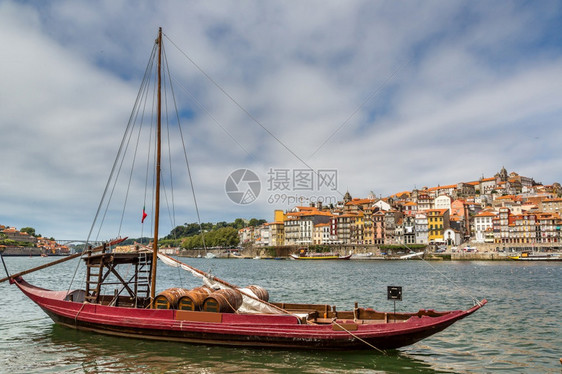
[150,27,163,305]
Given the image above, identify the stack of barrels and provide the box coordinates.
[154,287,191,309]
[155,284,270,313]
[178,286,213,311]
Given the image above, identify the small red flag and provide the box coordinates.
[142,206,148,223]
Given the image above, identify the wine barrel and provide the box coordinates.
[177,286,213,311]
[154,287,190,309]
[245,285,269,302]
[202,289,243,313]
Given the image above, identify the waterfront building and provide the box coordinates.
[456,182,476,197]
[363,217,374,245]
[493,208,511,244]
[336,214,354,244]
[414,212,429,244]
[425,209,450,243]
[238,227,254,245]
[283,218,300,245]
[268,221,285,246]
[541,198,562,215]
[350,213,365,244]
[298,218,313,246]
[474,210,496,243]
[402,215,416,245]
[479,177,496,195]
[256,224,270,247]
[434,195,452,212]
[373,199,391,212]
[373,210,385,245]
[344,198,375,213]
[383,210,403,244]
[403,201,418,215]
[536,213,561,244]
[443,228,462,246]
[429,185,457,199]
[417,193,434,211]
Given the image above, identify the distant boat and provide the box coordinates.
[400,251,425,260]
[509,251,562,261]
[352,252,373,259]
[205,252,217,259]
[290,252,352,260]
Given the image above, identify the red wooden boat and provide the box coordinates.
[1,28,486,351]
[10,274,485,350]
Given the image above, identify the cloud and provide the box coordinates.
[1,0,562,239]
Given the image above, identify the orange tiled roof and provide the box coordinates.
[496,195,515,200]
[425,209,448,214]
[345,198,374,206]
[476,211,497,217]
[314,223,330,227]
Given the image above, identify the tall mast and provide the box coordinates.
[150,27,163,305]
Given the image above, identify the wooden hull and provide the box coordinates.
[13,277,486,350]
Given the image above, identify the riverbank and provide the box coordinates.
[176,248,562,261]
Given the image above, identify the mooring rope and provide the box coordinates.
[331,319,386,354]
[402,243,481,306]
[74,302,87,326]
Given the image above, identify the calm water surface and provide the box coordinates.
[0,257,560,373]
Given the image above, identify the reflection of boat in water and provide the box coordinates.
[0,28,486,351]
[509,251,562,261]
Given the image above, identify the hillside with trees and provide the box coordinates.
[158,218,266,249]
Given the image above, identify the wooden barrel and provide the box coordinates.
[245,285,269,302]
[154,287,190,309]
[178,286,213,311]
[202,289,243,313]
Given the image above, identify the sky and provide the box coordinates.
[1,0,562,240]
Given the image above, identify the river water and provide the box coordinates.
[0,257,560,373]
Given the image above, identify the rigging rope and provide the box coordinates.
[162,44,208,251]
[67,43,158,293]
[163,32,345,199]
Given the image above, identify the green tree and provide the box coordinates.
[20,227,37,237]
[248,218,266,227]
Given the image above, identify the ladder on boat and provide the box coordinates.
[133,251,152,307]
[83,245,153,307]
[84,245,107,304]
